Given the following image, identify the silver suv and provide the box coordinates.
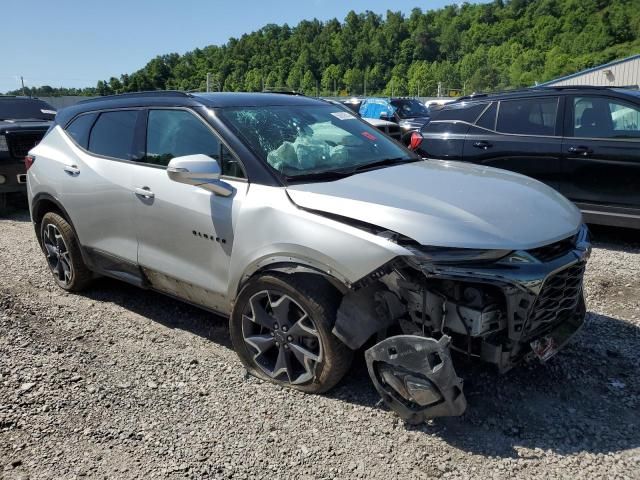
[27,91,591,422]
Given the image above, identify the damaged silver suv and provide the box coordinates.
[27,92,591,422]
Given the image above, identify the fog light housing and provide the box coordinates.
[0,174,6,184]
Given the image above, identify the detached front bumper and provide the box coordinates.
[365,226,591,421]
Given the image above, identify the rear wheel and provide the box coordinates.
[230,274,353,393]
[40,212,92,291]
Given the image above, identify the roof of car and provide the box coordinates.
[452,85,640,104]
[56,91,326,126]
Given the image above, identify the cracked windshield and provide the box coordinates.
[219,105,414,178]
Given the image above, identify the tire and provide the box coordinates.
[230,273,353,393]
[40,212,92,292]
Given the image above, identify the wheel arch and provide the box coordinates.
[31,193,76,244]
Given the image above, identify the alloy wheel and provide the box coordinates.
[43,223,73,286]
[241,290,322,384]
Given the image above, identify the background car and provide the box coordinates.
[416,86,640,229]
[323,98,402,142]
[359,97,431,143]
[0,96,55,208]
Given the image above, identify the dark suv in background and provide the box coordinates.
[417,86,640,229]
[0,96,55,208]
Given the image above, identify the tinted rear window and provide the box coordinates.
[431,103,486,122]
[88,110,138,160]
[65,113,97,149]
[496,97,558,135]
[0,98,56,121]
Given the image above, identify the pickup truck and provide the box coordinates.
[0,97,55,208]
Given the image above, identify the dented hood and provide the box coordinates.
[286,160,582,250]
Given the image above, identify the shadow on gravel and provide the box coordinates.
[81,277,233,349]
[590,224,640,251]
[329,311,640,458]
[0,194,30,221]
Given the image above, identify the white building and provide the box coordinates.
[539,54,640,88]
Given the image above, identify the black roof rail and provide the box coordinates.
[532,85,609,91]
[261,88,305,96]
[78,90,193,104]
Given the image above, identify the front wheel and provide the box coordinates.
[230,274,353,393]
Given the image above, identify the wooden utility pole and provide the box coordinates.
[21,76,26,96]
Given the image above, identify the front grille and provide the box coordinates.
[524,262,585,336]
[8,133,43,159]
[527,235,576,263]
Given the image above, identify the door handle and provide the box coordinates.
[568,145,593,156]
[63,164,80,176]
[473,141,492,150]
[134,186,155,199]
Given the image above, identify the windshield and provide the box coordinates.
[218,105,415,179]
[390,99,430,119]
[0,98,56,121]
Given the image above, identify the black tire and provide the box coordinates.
[40,212,92,292]
[230,273,353,393]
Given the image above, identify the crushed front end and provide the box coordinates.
[335,225,591,423]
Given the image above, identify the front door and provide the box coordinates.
[133,108,248,313]
[562,94,640,211]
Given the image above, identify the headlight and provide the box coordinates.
[0,135,8,152]
[405,245,512,265]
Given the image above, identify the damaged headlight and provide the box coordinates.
[405,245,512,265]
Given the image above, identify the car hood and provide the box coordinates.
[286,160,582,250]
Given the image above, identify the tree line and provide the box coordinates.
[7,0,640,97]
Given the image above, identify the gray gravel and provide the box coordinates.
[1,206,639,479]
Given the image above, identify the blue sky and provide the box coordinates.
[2,0,471,93]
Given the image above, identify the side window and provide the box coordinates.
[433,103,486,122]
[572,96,640,138]
[65,113,97,149]
[145,109,246,178]
[475,102,497,130]
[496,97,558,136]
[88,110,139,160]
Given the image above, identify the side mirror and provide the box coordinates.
[166,154,232,197]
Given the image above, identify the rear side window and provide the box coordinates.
[432,103,486,122]
[475,102,497,130]
[88,110,139,160]
[497,97,558,136]
[65,113,97,149]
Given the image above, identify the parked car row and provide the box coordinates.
[26,90,591,422]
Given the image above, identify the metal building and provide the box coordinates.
[539,54,640,88]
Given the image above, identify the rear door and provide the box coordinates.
[562,94,640,211]
[419,103,486,160]
[462,96,566,193]
[54,109,143,264]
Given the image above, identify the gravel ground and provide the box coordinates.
[1,203,639,479]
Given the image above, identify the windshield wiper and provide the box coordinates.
[283,169,356,182]
[352,156,420,172]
